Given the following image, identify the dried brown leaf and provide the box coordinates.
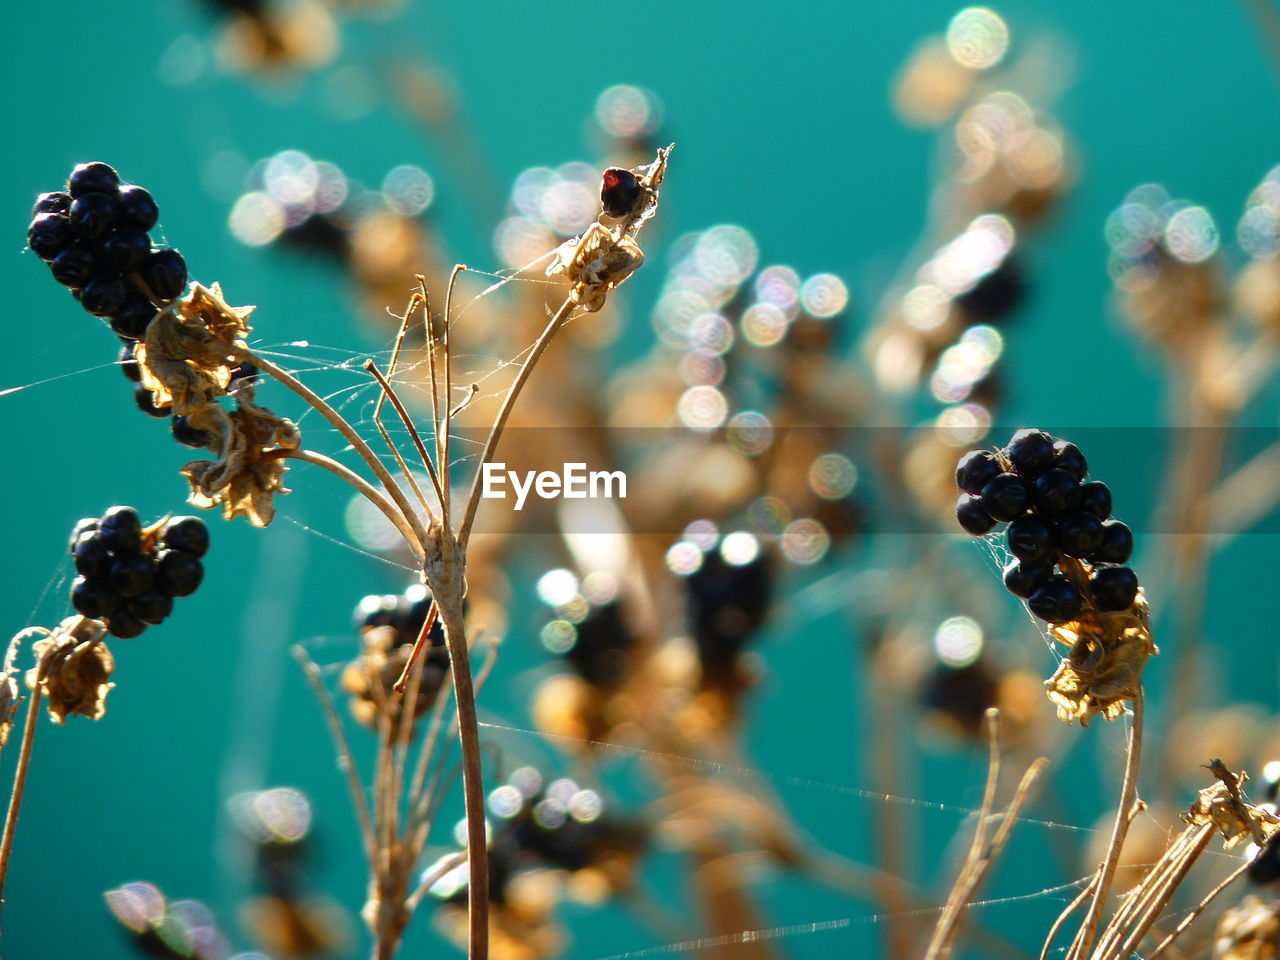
[27,617,114,724]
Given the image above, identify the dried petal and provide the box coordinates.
[1183,772,1279,849]
[26,617,114,723]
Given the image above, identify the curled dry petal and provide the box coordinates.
[1043,592,1157,725]
[1183,773,1280,849]
[26,617,114,724]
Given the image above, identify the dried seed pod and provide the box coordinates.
[27,617,114,723]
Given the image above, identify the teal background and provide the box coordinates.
[1,2,1279,958]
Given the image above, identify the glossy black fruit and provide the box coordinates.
[1091,519,1134,565]
[118,341,142,382]
[1056,511,1104,558]
[955,450,1003,494]
[141,249,187,300]
[71,577,120,619]
[130,590,174,625]
[101,229,151,271]
[1006,516,1055,562]
[1053,440,1088,481]
[1076,481,1113,520]
[1248,835,1280,884]
[600,168,644,219]
[954,257,1025,323]
[1090,566,1139,611]
[73,532,112,580]
[1002,559,1053,599]
[978,473,1029,522]
[134,383,172,418]
[117,184,159,231]
[111,292,158,341]
[1031,468,1080,516]
[28,212,73,261]
[1028,576,1083,623]
[68,192,119,240]
[156,550,203,597]
[68,517,99,551]
[68,162,121,198]
[956,494,996,535]
[109,553,157,597]
[32,191,72,216]
[231,361,258,382]
[171,416,212,449]
[98,506,143,553]
[1003,429,1056,477]
[162,517,209,558]
[105,607,146,639]
[80,275,129,317]
[50,244,96,288]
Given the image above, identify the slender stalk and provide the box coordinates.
[365,359,445,512]
[239,348,430,555]
[1070,686,1145,960]
[440,264,465,529]
[459,295,576,549]
[1145,856,1252,960]
[0,680,43,918]
[405,851,468,912]
[266,449,423,560]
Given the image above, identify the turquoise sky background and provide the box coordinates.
[2,1,1280,958]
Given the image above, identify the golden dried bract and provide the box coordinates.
[1043,592,1157,725]
[1183,769,1279,849]
[1215,895,1280,960]
[27,617,114,724]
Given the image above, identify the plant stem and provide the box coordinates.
[0,680,42,920]
[458,295,576,550]
[435,589,488,960]
[1070,685,1145,960]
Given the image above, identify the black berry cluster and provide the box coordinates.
[354,583,446,653]
[955,429,1139,623]
[600,167,644,219]
[537,589,635,688]
[28,162,187,340]
[681,538,772,672]
[68,508,208,638]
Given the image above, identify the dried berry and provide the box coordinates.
[134,383,171,419]
[108,553,157,598]
[28,212,72,261]
[71,577,120,619]
[156,550,203,598]
[1003,428,1056,477]
[956,494,996,535]
[110,292,158,341]
[50,244,96,288]
[101,229,150,271]
[1090,566,1139,612]
[141,248,187,300]
[129,591,174,625]
[68,162,121,198]
[955,449,1002,494]
[1076,481,1113,520]
[1091,519,1134,565]
[601,168,643,219]
[1031,468,1081,516]
[98,506,143,554]
[1052,440,1088,481]
[118,341,141,382]
[80,275,129,317]
[104,607,146,639]
[1056,511,1104,558]
[171,415,212,449]
[73,532,111,580]
[161,517,210,558]
[1006,516,1055,562]
[32,191,71,217]
[68,192,119,241]
[1003,558,1053,599]
[1028,576,1083,623]
[979,472,1030,522]
[116,184,159,231]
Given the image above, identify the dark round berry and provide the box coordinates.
[978,472,1030,522]
[1091,519,1134,565]
[111,292,158,341]
[73,532,112,580]
[1028,576,1083,623]
[104,607,146,639]
[80,275,129,317]
[28,212,73,261]
[134,383,171,419]
[1056,511,1104,558]
[71,577,120,619]
[117,185,159,231]
[1031,468,1081,516]
[109,553,156,598]
[956,494,996,535]
[99,506,143,553]
[68,517,99,552]
[171,416,212,449]
[1249,835,1280,884]
[50,244,96,288]
[101,229,151,271]
[68,162,121,198]
[32,191,72,217]
[118,341,142,382]
[231,361,258,382]
[1090,566,1139,612]
[162,517,210,558]
[601,167,644,219]
[1006,516,1055,562]
[129,590,174,625]
[1002,559,1053,599]
[141,249,187,300]
[954,257,1025,323]
[1053,440,1088,482]
[1076,481,1113,520]
[1003,429,1056,477]
[156,550,204,598]
[68,192,119,240]
[955,450,1003,494]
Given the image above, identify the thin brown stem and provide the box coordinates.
[0,678,42,918]
[365,358,445,512]
[459,295,576,549]
[415,276,445,496]
[1070,686,1145,960]
[1145,856,1252,960]
[240,348,430,555]
[440,264,465,526]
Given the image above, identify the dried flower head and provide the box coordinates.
[1215,895,1280,959]
[1183,766,1279,849]
[27,617,114,723]
[1043,593,1157,725]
